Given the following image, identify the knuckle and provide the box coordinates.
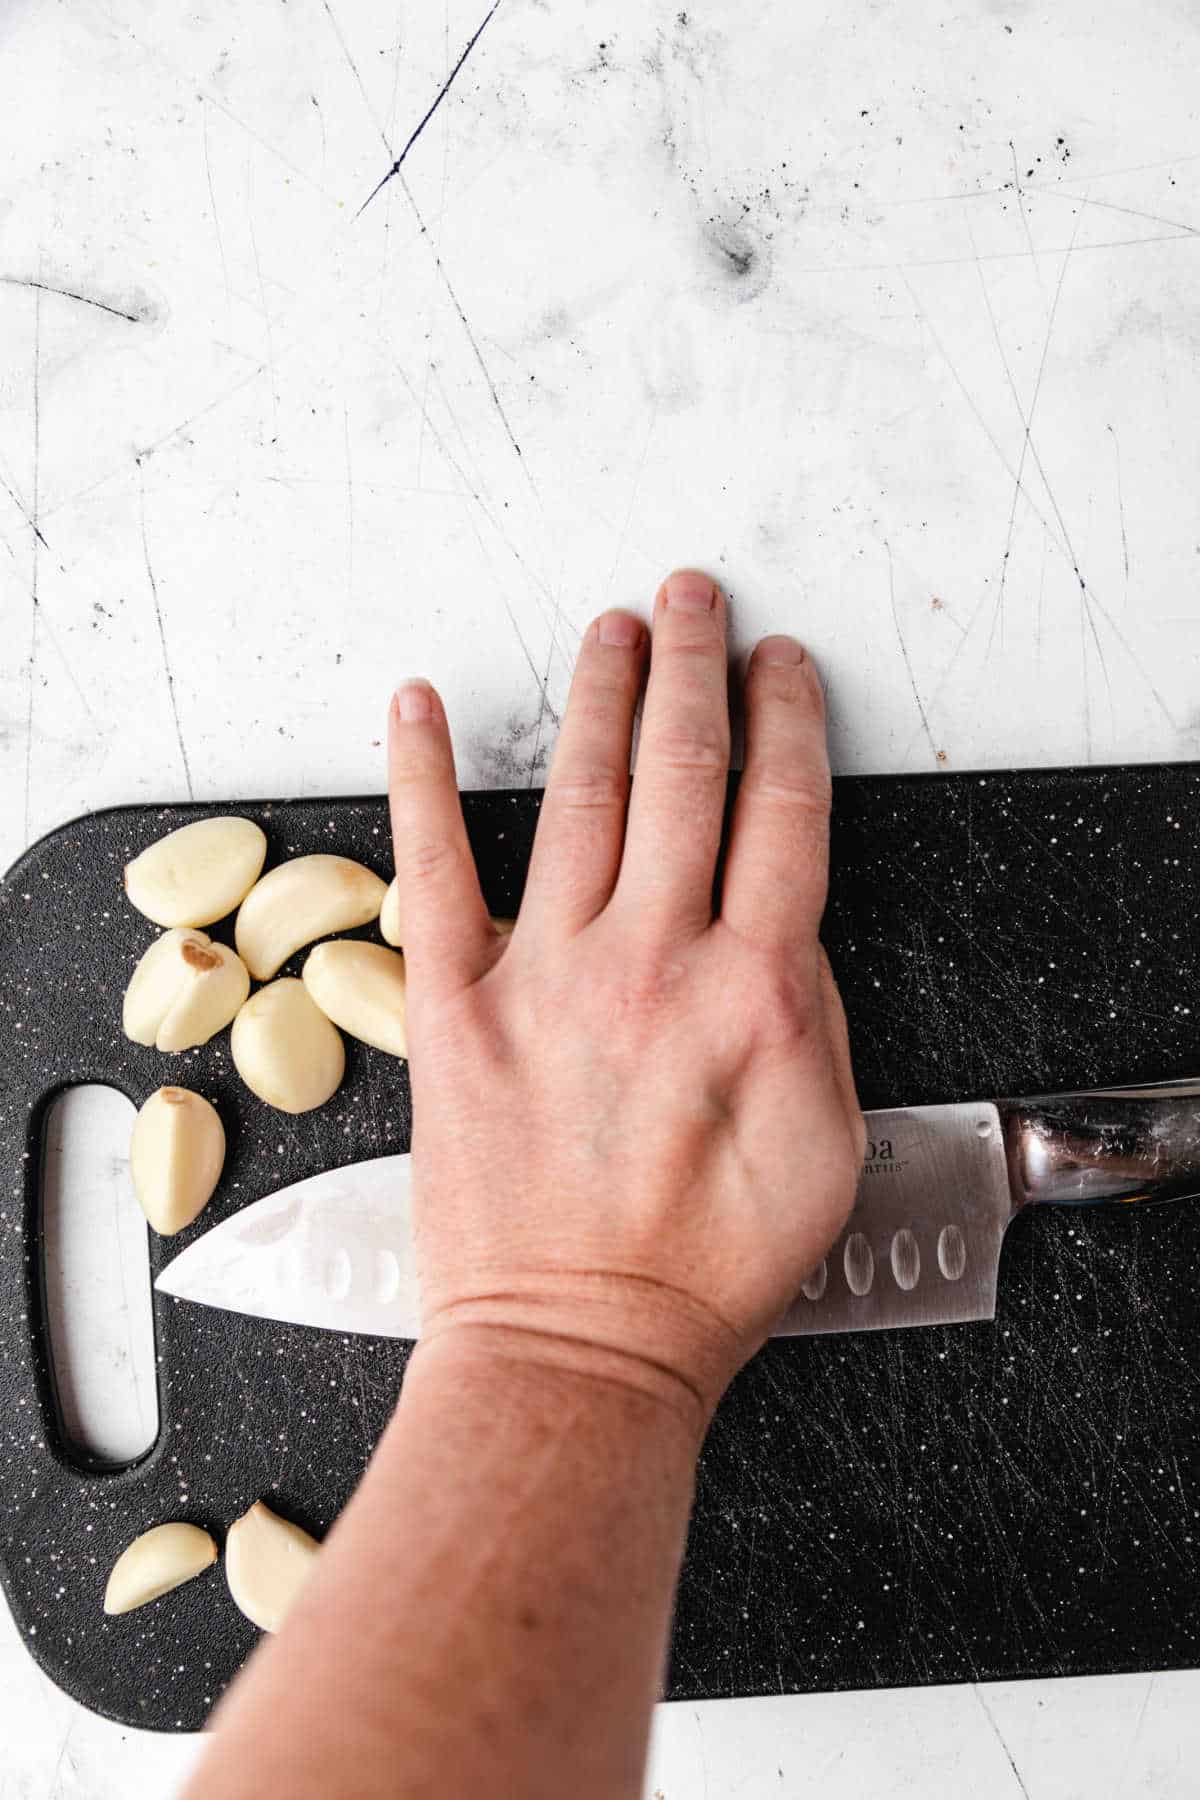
[403,834,459,886]
[550,764,628,813]
[644,723,729,777]
[742,764,831,817]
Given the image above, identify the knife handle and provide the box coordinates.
[1001,1084,1200,1209]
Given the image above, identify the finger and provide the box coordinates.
[818,947,863,1134]
[720,636,831,951]
[615,569,730,937]
[387,680,493,992]
[521,610,647,935]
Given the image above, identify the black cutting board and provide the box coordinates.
[2,768,1200,1731]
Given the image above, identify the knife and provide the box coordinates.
[156,1080,1200,1340]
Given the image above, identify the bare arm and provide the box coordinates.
[186,571,862,1800]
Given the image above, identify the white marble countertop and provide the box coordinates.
[3,0,1199,1792]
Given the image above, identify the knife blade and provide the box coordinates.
[156,1082,1200,1340]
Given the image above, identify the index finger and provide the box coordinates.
[719,636,831,952]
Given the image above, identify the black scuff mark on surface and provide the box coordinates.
[0,275,155,326]
[470,708,554,787]
[354,0,505,218]
[701,213,773,304]
[137,459,195,801]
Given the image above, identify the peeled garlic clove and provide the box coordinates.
[231,978,345,1113]
[225,1500,320,1633]
[379,876,512,951]
[129,1086,224,1236]
[104,1522,217,1615]
[302,941,407,1058]
[235,855,386,981]
[124,817,268,928]
[379,876,403,947]
[123,929,251,1052]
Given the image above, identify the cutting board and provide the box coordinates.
[2,769,1200,1731]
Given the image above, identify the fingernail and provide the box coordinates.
[663,570,716,613]
[597,611,643,648]
[755,635,806,668]
[394,680,435,723]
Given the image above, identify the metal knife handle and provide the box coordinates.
[1001,1082,1200,1209]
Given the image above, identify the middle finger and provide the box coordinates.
[614,569,730,939]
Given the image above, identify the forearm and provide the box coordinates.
[186,1328,704,1800]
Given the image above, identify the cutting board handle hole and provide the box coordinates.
[41,1086,159,1468]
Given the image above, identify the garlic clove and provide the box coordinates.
[378,875,513,951]
[225,1500,320,1633]
[235,855,386,981]
[379,876,402,947]
[230,978,345,1113]
[124,817,268,928]
[129,1087,225,1236]
[302,941,407,1058]
[104,1522,218,1615]
[123,929,250,1052]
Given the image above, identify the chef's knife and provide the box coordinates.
[156,1081,1200,1340]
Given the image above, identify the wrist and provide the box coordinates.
[407,1302,724,1453]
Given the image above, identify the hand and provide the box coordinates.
[388,569,863,1426]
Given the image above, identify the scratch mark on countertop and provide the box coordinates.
[321,0,392,155]
[47,1719,78,1799]
[343,402,354,619]
[246,158,281,440]
[1105,1676,1157,1800]
[973,1685,1031,1797]
[202,101,231,309]
[391,358,557,708]
[1008,143,1048,303]
[989,206,1082,654]
[1029,186,1200,240]
[1108,423,1131,592]
[23,289,41,844]
[978,208,1169,732]
[355,0,505,217]
[397,170,533,480]
[138,461,194,800]
[0,275,148,324]
[603,409,656,611]
[527,561,568,786]
[887,543,939,767]
[0,463,47,549]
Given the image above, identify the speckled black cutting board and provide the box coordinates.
[2,770,1200,1730]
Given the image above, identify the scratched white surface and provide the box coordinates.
[3,0,1200,1792]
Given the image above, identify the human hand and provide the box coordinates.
[387,570,863,1427]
